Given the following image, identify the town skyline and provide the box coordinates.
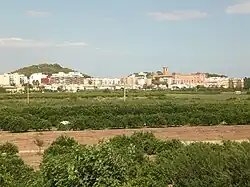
[0,0,250,77]
[0,62,240,78]
[0,64,246,93]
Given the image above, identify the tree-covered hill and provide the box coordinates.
[11,63,90,77]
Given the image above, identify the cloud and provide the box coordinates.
[148,11,208,21]
[226,1,250,14]
[0,38,88,48]
[26,11,51,17]
[58,42,88,47]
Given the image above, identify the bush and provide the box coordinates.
[2,116,29,133]
[0,153,35,186]
[0,142,18,155]
[3,134,250,186]
[43,135,83,159]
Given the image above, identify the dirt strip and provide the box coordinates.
[1,125,250,152]
[1,125,249,169]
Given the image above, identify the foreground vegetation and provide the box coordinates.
[0,92,249,132]
[1,132,250,187]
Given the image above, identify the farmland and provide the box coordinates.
[0,91,249,132]
[1,91,250,186]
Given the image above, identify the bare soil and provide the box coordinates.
[1,125,250,168]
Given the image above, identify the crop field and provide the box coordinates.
[0,91,249,132]
[1,91,250,186]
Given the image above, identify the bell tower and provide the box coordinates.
[163,67,168,75]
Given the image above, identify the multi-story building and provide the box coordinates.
[9,73,27,86]
[29,73,48,85]
[0,73,28,87]
[204,77,244,89]
[86,77,121,86]
[121,72,152,88]
[229,78,244,89]
[205,77,230,88]
[50,72,85,85]
[0,74,10,86]
[120,75,137,86]
[152,67,206,88]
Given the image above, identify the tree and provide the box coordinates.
[57,86,64,92]
[4,116,29,133]
[41,142,132,187]
[244,77,250,89]
[0,142,18,155]
[0,87,6,93]
[88,80,93,85]
[206,73,227,78]
[229,79,234,89]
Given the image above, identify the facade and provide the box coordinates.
[204,77,244,89]
[0,74,10,86]
[0,73,27,86]
[29,73,48,85]
[50,72,85,85]
[86,78,121,87]
[229,78,244,89]
[204,77,230,88]
[152,67,206,88]
[9,73,27,86]
[121,72,152,88]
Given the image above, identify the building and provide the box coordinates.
[0,74,10,86]
[29,73,47,85]
[120,75,137,86]
[50,72,85,85]
[9,73,28,86]
[229,78,244,89]
[204,77,230,88]
[152,67,206,88]
[121,72,152,88]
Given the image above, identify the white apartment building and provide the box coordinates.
[230,78,244,89]
[9,73,28,86]
[204,77,244,89]
[0,74,10,86]
[204,77,230,88]
[87,78,121,86]
[29,73,47,85]
[0,73,28,87]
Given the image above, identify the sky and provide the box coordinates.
[0,0,250,77]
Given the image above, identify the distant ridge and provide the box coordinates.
[11,63,90,77]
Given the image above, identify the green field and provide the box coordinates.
[1,91,250,186]
[0,91,249,132]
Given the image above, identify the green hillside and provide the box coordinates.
[11,63,90,77]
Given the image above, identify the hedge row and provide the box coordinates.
[0,102,249,132]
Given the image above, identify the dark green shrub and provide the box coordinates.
[43,135,83,159]
[0,142,18,155]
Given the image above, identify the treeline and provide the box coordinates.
[2,133,250,186]
[0,102,249,132]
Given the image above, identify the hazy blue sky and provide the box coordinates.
[0,0,249,77]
